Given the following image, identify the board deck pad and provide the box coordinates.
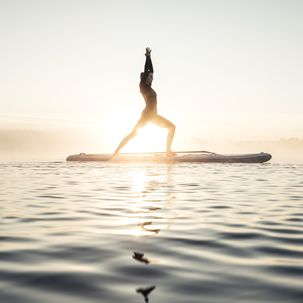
[66,152,272,163]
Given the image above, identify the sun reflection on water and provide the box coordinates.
[132,171,147,193]
[121,166,176,238]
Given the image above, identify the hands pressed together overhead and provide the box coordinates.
[145,47,151,56]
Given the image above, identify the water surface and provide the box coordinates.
[1,162,303,303]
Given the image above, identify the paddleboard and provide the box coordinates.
[66,151,272,163]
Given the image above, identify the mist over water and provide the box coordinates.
[1,161,303,303]
[0,128,302,162]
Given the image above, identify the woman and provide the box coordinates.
[113,47,176,156]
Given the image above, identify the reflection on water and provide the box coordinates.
[1,162,303,303]
[139,222,160,234]
[130,166,174,302]
[133,252,150,264]
[136,285,156,303]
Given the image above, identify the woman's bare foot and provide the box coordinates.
[166,151,177,157]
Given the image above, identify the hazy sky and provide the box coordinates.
[1,0,302,152]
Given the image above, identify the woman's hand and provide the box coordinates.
[145,47,152,56]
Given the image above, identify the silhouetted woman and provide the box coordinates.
[113,47,175,156]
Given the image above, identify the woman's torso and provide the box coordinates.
[140,83,157,114]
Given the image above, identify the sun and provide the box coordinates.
[127,124,167,153]
[104,111,168,153]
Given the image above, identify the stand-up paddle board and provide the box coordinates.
[66,151,272,163]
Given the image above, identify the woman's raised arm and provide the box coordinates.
[144,47,153,74]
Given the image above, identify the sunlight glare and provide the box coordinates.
[132,171,147,193]
[104,112,168,153]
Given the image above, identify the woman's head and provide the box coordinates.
[145,72,153,85]
[140,72,153,86]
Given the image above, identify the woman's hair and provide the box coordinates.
[140,72,153,81]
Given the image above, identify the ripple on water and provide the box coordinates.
[1,162,303,303]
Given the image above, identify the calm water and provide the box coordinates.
[1,162,303,303]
